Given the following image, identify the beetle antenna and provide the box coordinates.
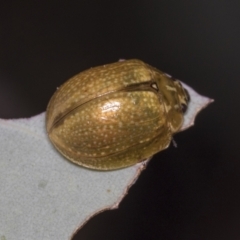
[172,138,178,148]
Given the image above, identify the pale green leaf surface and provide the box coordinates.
[0,82,213,240]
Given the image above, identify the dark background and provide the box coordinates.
[0,1,239,240]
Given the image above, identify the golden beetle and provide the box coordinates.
[46,59,190,170]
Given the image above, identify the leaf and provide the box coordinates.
[0,82,213,240]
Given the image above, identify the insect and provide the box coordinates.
[46,59,190,170]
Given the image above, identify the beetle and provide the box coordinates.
[46,59,190,170]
